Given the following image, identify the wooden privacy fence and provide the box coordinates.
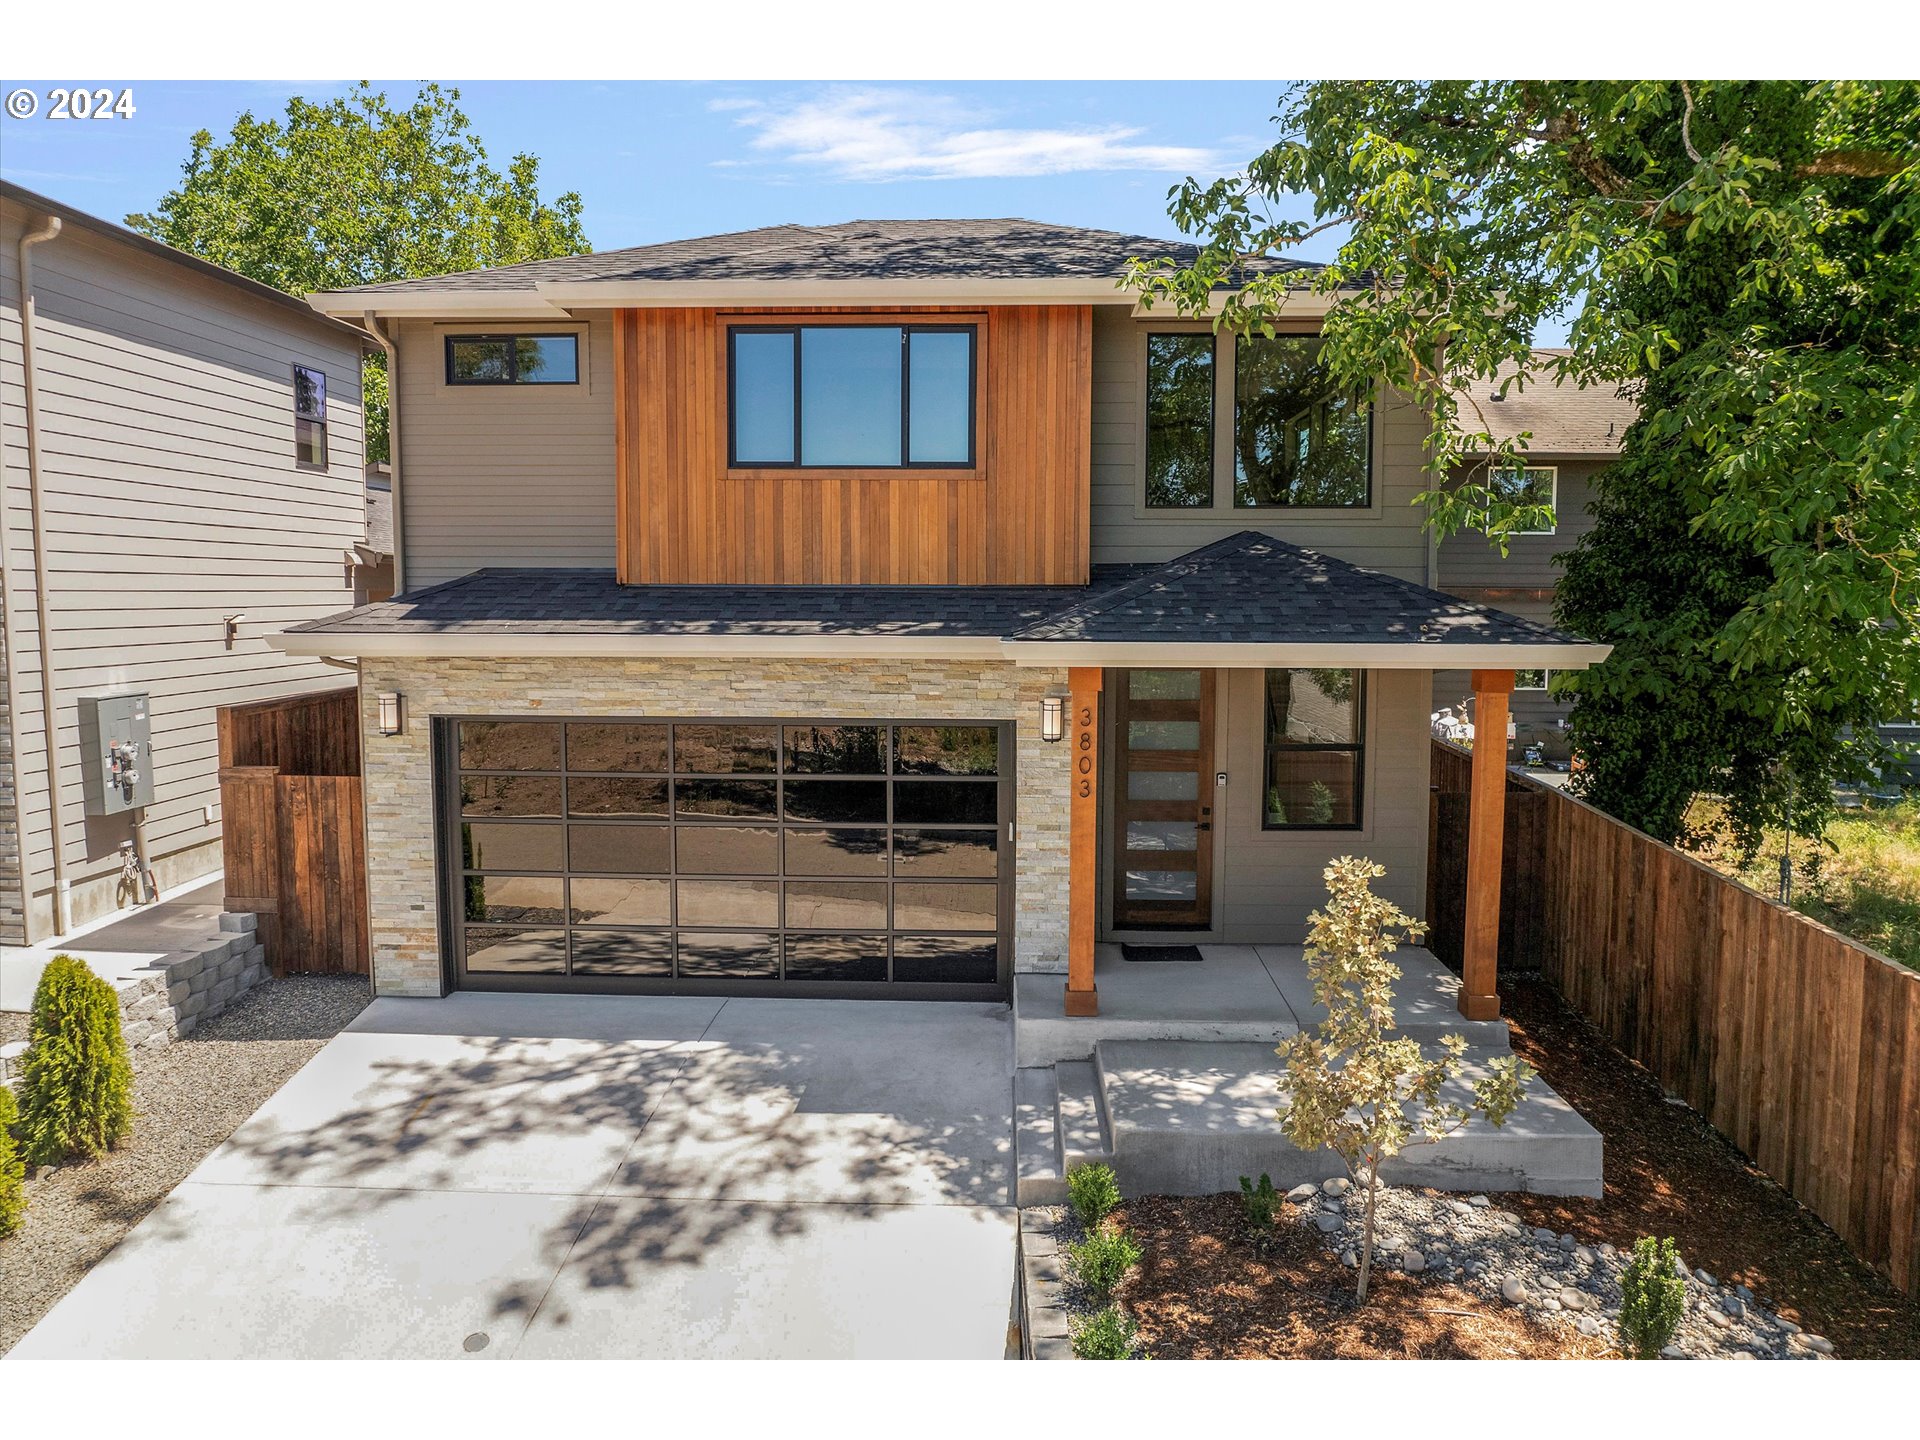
[1429,739,1920,1294]
[217,687,368,976]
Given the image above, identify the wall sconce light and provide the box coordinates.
[1039,695,1066,743]
[377,692,404,736]
[222,613,246,649]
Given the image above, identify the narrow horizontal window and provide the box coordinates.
[728,325,975,469]
[1234,335,1370,508]
[1145,333,1214,508]
[1262,668,1365,830]
[445,333,579,386]
[293,364,327,469]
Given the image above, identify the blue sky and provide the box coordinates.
[0,79,1570,340]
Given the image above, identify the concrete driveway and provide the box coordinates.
[8,993,1017,1360]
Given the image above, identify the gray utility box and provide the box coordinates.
[79,692,155,816]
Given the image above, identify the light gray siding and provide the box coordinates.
[394,314,616,587]
[1097,666,1431,944]
[0,197,365,940]
[1089,305,1436,581]
[1434,456,1606,593]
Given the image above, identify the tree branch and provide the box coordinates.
[1797,149,1910,179]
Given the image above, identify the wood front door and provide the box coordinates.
[1110,669,1215,930]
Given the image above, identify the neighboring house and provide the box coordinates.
[355,461,395,605]
[0,182,366,945]
[281,219,1606,1020]
[1430,351,1634,757]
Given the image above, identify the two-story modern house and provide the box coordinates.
[280,220,1607,1029]
[1,182,366,947]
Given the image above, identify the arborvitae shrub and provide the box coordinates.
[1239,1172,1279,1229]
[17,955,134,1167]
[1619,1236,1688,1359]
[1066,1161,1121,1231]
[0,1085,26,1237]
[1064,1225,1143,1306]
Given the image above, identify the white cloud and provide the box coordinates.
[713,86,1223,183]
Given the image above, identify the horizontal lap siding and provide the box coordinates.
[0,199,363,938]
[396,313,618,586]
[615,305,1090,586]
[1429,738,1920,1294]
[1434,459,1605,593]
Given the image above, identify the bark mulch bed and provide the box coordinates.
[1495,972,1920,1360]
[1118,1192,1610,1359]
[0,975,371,1356]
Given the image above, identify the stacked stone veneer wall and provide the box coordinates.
[357,656,1075,997]
[118,912,269,1051]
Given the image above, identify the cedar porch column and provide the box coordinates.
[1460,668,1514,1021]
[1064,666,1103,1017]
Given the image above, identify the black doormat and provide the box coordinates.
[1119,943,1205,963]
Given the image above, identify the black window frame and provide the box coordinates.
[443,332,582,387]
[292,363,328,471]
[1144,331,1217,510]
[1260,669,1366,832]
[725,323,978,471]
[1232,332,1374,510]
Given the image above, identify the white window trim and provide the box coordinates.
[1515,668,1552,690]
[1494,464,1558,535]
[1132,324,1384,522]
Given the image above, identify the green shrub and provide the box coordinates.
[1065,1225,1144,1305]
[1066,1161,1121,1231]
[17,955,134,1167]
[0,1085,25,1238]
[1070,1304,1141,1359]
[1619,1236,1688,1359]
[1239,1172,1279,1229]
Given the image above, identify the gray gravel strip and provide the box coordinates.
[0,975,370,1356]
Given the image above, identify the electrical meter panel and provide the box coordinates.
[80,692,155,816]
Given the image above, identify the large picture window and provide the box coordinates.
[1234,335,1371,508]
[1145,333,1215,508]
[1262,669,1364,830]
[728,324,976,469]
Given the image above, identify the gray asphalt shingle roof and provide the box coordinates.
[320,219,1323,297]
[1457,350,1637,456]
[287,532,1589,652]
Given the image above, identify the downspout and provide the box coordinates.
[16,213,72,936]
[363,313,406,594]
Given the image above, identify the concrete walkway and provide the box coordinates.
[0,876,225,1011]
[7,993,1017,1360]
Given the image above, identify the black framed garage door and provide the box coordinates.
[435,716,1013,1000]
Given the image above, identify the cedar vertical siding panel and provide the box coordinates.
[614,305,1090,586]
[1429,738,1920,1296]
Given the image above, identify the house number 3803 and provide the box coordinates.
[1075,706,1095,797]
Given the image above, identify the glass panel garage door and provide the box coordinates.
[440,717,1011,998]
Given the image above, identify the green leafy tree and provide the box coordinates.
[129,82,590,462]
[17,956,134,1167]
[1273,859,1532,1303]
[1129,82,1920,850]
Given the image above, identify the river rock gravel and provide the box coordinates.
[1310,1179,1835,1359]
[0,975,370,1356]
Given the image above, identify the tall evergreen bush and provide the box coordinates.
[17,955,134,1166]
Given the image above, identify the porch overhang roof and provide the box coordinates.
[271,532,1610,670]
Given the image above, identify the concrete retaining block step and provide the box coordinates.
[1095,1039,1604,1200]
[1015,1067,1067,1206]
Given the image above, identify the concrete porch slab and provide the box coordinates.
[1014,944,1300,1067]
[1254,944,1512,1051]
[1095,1039,1603,1199]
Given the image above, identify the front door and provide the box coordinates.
[1110,669,1215,929]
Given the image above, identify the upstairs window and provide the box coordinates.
[446,334,579,386]
[1234,334,1371,508]
[728,324,976,469]
[293,365,327,470]
[1486,465,1557,534]
[1145,333,1215,508]
[1262,668,1365,830]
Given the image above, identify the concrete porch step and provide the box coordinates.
[1053,1060,1114,1174]
[1092,1039,1604,1201]
[1014,1066,1067,1205]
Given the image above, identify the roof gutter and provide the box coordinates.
[13,212,71,938]
[363,312,407,594]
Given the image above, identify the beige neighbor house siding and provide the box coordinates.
[356,655,1073,997]
[0,195,365,941]
[1096,666,1432,945]
[1431,456,1608,733]
[1088,305,1435,581]
[393,313,617,587]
